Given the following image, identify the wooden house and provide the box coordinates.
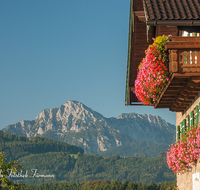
[125,0,200,189]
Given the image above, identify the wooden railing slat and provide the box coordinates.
[191,51,196,65]
[186,51,190,65]
[197,51,200,65]
[179,51,185,65]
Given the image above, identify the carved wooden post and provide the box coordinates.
[169,49,178,73]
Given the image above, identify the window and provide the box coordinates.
[182,31,199,65]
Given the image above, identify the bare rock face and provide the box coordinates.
[2,100,175,154]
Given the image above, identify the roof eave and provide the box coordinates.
[147,20,200,26]
[125,0,134,105]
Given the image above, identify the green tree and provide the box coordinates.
[0,152,25,190]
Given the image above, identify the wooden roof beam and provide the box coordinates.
[172,79,189,83]
[170,83,187,87]
[156,105,172,108]
[170,87,193,109]
[174,73,200,78]
[184,86,200,92]
[167,87,184,91]
[163,93,179,96]
[171,103,188,109]
[179,90,198,97]
[187,81,200,88]
[170,108,185,112]
[191,77,200,83]
[164,91,182,95]
[174,99,192,104]
[159,100,174,103]
[172,102,191,108]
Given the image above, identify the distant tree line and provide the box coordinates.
[26,180,176,190]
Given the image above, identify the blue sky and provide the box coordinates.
[0,0,175,129]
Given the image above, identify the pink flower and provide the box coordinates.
[167,123,200,174]
[135,35,170,105]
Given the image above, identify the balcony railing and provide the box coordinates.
[154,37,200,112]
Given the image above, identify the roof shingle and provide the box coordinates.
[143,0,200,21]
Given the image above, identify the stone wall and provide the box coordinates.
[176,93,200,190]
[177,162,200,190]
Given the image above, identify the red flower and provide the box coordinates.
[135,35,170,105]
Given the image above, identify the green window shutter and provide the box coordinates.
[191,111,194,127]
[182,119,186,136]
[196,106,199,124]
[181,121,183,138]
[177,125,180,141]
[199,102,200,124]
[194,32,197,37]
[187,115,190,130]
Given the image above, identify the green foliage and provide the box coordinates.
[25,180,176,190]
[14,152,175,185]
[0,152,26,190]
[0,131,84,162]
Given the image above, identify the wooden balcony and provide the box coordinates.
[154,37,200,112]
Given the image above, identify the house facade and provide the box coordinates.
[126,0,200,189]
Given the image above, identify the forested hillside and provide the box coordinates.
[0,131,84,162]
[10,152,175,185]
[0,131,175,185]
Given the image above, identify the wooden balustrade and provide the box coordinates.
[165,37,200,74]
[154,37,200,112]
[168,49,200,73]
[179,50,200,72]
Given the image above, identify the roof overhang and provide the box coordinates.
[125,0,154,106]
[125,0,133,105]
[147,20,200,26]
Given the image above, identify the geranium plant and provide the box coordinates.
[135,35,170,105]
[167,123,200,174]
[166,185,178,190]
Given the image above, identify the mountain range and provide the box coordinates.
[2,100,175,155]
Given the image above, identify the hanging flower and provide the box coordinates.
[167,123,200,174]
[135,35,170,106]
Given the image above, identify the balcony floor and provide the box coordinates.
[154,73,200,112]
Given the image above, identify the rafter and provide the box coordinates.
[154,72,200,112]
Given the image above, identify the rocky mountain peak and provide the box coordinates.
[62,100,104,122]
[2,100,175,154]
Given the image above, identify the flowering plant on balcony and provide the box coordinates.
[135,35,170,105]
[167,123,200,174]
